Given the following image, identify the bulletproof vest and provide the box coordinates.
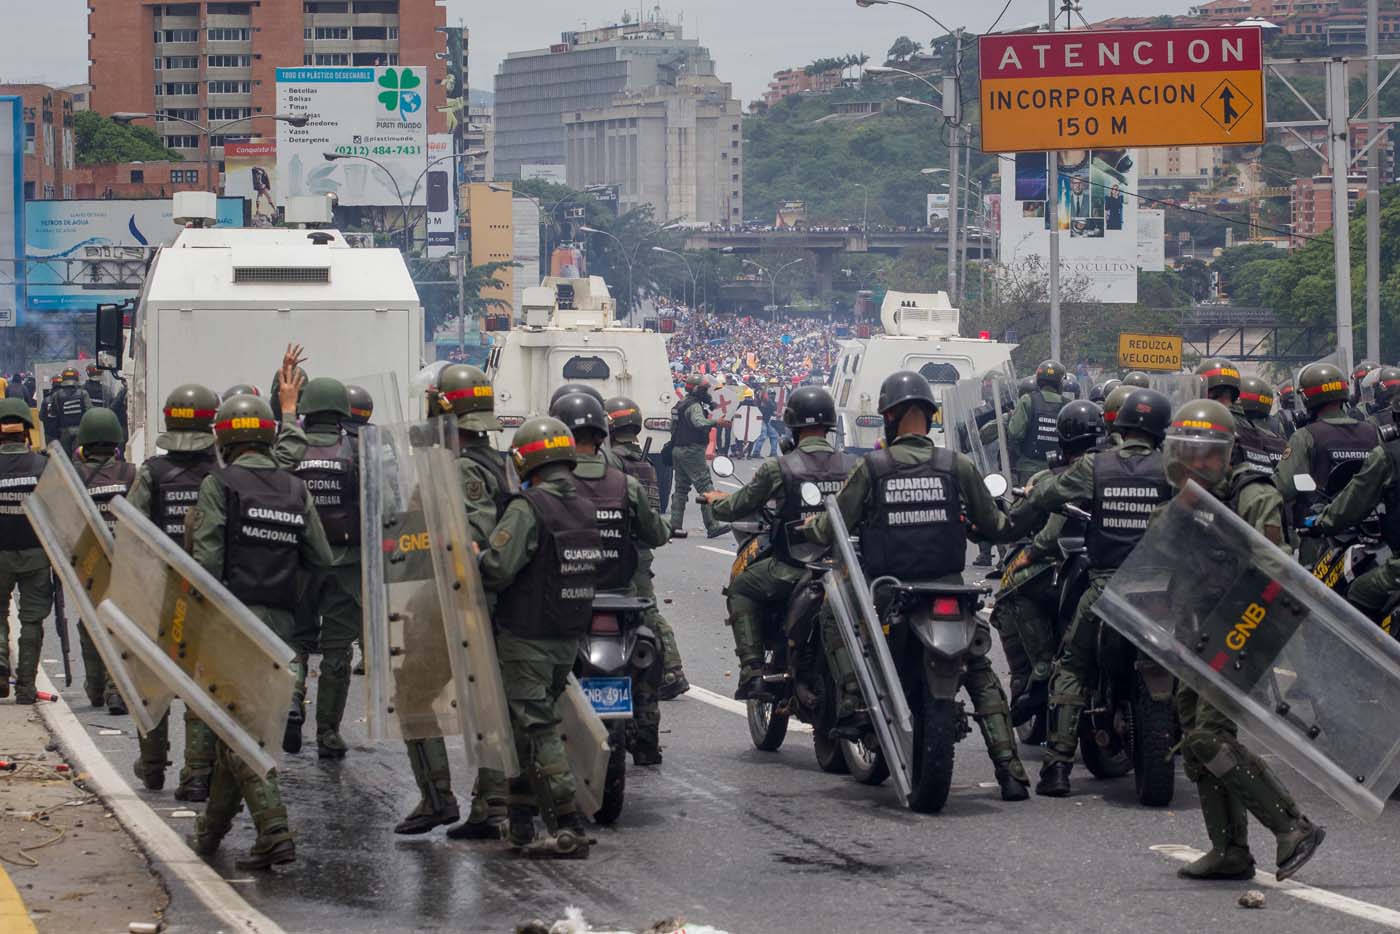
[616,446,661,512]
[53,387,86,431]
[1297,419,1380,527]
[293,434,359,546]
[1382,441,1400,552]
[77,459,136,534]
[494,483,602,640]
[1087,449,1171,570]
[670,394,710,447]
[219,464,308,611]
[572,464,637,591]
[0,450,47,551]
[146,451,217,541]
[460,444,511,518]
[84,380,107,407]
[859,444,964,580]
[1229,469,1288,543]
[1234,420,1286,477]
[774,446,853,565]
[1371,408,1397,430]
[1019,390,1064,462]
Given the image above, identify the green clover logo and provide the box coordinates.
[377,67,423,122]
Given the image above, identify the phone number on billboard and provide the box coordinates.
[332,145,424,156]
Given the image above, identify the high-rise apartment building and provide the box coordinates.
[88,0,447,188]
[494,17,742,224]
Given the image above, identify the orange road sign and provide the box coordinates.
[979,28,1265,153]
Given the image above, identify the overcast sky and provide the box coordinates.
[1,0,1200,105]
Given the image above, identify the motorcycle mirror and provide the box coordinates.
[983,473,1009,498]
[1293,474,1318,494]
[799,481,823,508]
[711,455,735,478]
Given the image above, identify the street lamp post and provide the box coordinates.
[324,148,486,253]
[579,225,634,318]
[743,257,805,322]
[489,184,584,270]
[652,246,698,313]
[111,112,308,195]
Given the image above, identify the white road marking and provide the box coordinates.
[697,545,737,557]
[34,666,286,934]
[717,479,742,489]
[1151,844,1400,929]
[684,685,813,734]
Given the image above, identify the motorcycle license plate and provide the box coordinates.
[580,677,633,720]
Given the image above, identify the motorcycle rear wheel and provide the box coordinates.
[842,736,890,786]
[1131,675,1176,807]
[593,736,627,825]
[909,698,957,814]
[812,669,850,774]
[748,697,789,752]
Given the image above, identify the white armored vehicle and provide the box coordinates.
[830,290,1016,452]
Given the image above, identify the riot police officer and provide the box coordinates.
[668,373,730,538]
[1164,399,1325,882]
[704,386,853,701]
[1350,360,1380,419]
[1234,375,1286,477]
[0,398,51,704]
[1363,366,1400,429]
[555,391,670,763]
[1275,362,1379,565]
[50,367,92,457]
[1122,371,1151,389]
[344,384,374,437]
[125,384,224,797]
[1016,388,1173,797]
[83,364,107,408]
[72,407,135,713]
[1194,357,1241,408]
[807,371,1030,802]
[479,416,602,859]
[1006,360,1068,484]
[223,384,262,402]
[1100,384,1133,448]
[999,400,1103,726]
[606,396,689,700]
[188,389,332,870]
[1276,381,1300,437]
[1061,373,1081,400]
[289,377,362,760]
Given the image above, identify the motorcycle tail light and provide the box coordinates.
[591,613,621,635]
[931,597,962,619]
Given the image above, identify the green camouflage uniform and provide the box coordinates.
[0,441,51,701]
[808,433,1027,783]
[668,400,723,534]
[74,448,128,704]
[712,435,842,683]
[189,448,332,860]
[991,466,1069,693]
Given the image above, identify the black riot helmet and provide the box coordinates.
[1088,382,1107,404]
[1061,373,1081,400]
[549,390,609,443]
[783,385,837,431]
[1112,388,1172,443]
[604,396,644,438]
[1035,360,1066,390]
[1017,376,1035,398]
[345,384,374,425]
[549,382,605,411]
[1057,400,1104,457]
[877,370,937,416]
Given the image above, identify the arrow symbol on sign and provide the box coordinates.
[1220,86,1238,126]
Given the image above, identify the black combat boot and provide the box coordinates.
[174,773,210,803]
[1036,761,1072,798]
[995,765,1030,802]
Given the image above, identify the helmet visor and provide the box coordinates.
[1164,435,1234,490]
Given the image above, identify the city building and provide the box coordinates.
[1291,174,1365,245]
[494,17,743,224]
[512,196,540,312]
[465,181,515,318]
[1138,145,1224,188]
[87,0,448,191]
[762,67,843,108]
[465,105,493,183]
[70,160,210,199]
[0,84,78,201]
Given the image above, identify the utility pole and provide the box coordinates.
[945,29,962,304]
[1327,59,1356,370]
[1366,0,1381,363]
[456,252,466,357]
[1047,0,1062,360]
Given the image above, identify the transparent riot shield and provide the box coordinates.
[96,497,297,778]
[820,496,915,806]
[1093,481,1400,820]
[22,444,158,732]
[417,445,519,778]
[942,376,1011,486]
[359,418,464,742]
[344,372,404,428]
[1147,373,1199,408]
[558,674,612,818]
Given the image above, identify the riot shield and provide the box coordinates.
[22,444,158,732]
[344,372,404,428]
[942,376,1011,486]
[557,674,612,818]
[819,496,916,806]
[96,497,297,778]
[731,405,765,444]
[1147,373,1198,408]
[359,418,464,742]
[417,445,519,778]
[1093,480,1400,820]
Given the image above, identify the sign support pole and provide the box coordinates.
[1047,0,1061,361]
[1366,0,1381,363]
[1327,59,1355,372]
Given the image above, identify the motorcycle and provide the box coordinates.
[839,474,1005,814]
[575,591,661,825]
[708,457,849,773]
[1296,472,1400,634]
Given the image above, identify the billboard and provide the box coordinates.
[926,192,950,224]
[1137,208,1166,272]
[999,148,1139,303]
[425,134,457,258]
[0,98,19,327]
[223,140,278,223]
[276,66,429,207]
[522,164,567,184]
[24,199,243,313]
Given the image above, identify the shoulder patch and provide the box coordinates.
[464,478,486,502]
[489,527,512,551]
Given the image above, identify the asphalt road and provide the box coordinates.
[49,457,1400,933]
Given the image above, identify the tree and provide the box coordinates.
[886,36,921,63]
[74,111,182,165]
